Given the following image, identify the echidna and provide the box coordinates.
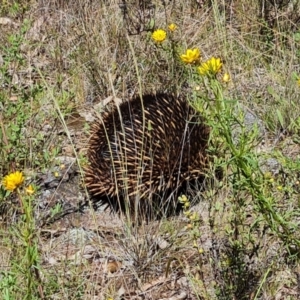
[85,93,210,220]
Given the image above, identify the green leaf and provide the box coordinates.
[146,18,155,31]
[276,109,284,128]
[293,32,300,42]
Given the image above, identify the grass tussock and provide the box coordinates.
[0,0,300,299]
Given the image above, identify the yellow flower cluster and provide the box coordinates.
[180,48,228,80]
[178,195,203,254]
[151,23,177,43]
[2,171,24,192]
[151,25,230,82]
[180,48,201,64]
[198,57,222,76]
[178,194,190,209]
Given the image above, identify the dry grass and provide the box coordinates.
[0,0,300,299]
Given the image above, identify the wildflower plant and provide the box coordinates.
[186,51,300,251]
[147,22,300,268]
[165,42,300,296]
[149,24,193,92]
[1,171,42,298]
[179,195,203,254]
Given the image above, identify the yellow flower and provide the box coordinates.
[25,185,35,195]
[264,172,272,179]
[222,72,231,83]
[168,23,177,32]
[198,248,204,254]
[297,78,300,86]
[180,48,201,64]
[198,57,222,76]
[179,194,188,203]
[151,29,167,43]
[2,171,24,192]
[189,212,198,221]
[184,202,190,209]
